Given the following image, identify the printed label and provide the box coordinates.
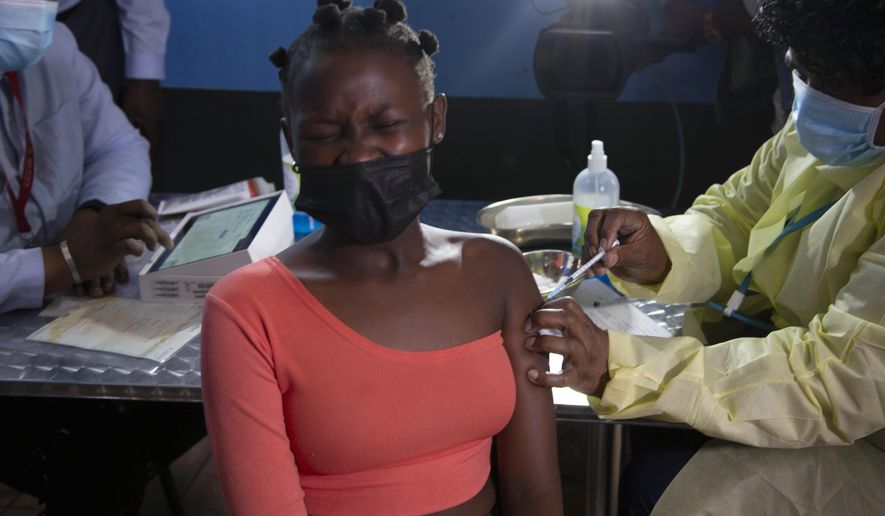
[572,204,592,253]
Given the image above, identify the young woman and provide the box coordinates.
[200,1,563,514]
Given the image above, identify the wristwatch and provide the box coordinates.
[703,10,723,43]
[77,199,107,213]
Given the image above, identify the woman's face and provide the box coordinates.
[284,49,446,166]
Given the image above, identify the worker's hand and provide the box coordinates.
[121,79,166,163]
[583,207,670,284]
[58,200,173,295]
[524,297,610,396]
[636,0,706,71]
[72,261,131,298]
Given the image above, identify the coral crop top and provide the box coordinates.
[201,257,517,515]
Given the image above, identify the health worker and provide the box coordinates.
[0,4,203,515]
[525,1,885,514]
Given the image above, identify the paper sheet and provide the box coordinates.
[157,177,275,216]
[549,278,672,407]
[28,297,201,362]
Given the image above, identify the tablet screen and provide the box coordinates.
[150,197,276,272]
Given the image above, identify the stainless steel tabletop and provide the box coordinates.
[0,199,684,416]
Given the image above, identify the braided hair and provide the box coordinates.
[269,0,440,113]
[754,0,885,96]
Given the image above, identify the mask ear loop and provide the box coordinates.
[867,103,885,150]
[428,100,436,151]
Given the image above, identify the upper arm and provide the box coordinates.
[687,124,787,272]
[114,0,170,79]
[612,126,790,304]
[201,295,308,516]
[57,22,150,204]
[490,240,563,514]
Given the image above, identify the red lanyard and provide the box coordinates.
[1,71,35,233]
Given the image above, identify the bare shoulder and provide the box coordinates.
[434,228,525,269]
[208,258,282,305]
[426,226,534,293]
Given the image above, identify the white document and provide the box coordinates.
[39,296,89,318]
[549,278,672,407]
[28,297,202,362]
[572,276,627,307]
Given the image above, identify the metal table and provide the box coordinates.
[0,199,683,407]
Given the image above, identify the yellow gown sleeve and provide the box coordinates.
[610,125,787,305]
[593,120,885,446]
[594,231,885,447]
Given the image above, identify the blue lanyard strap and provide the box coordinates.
[711,200,837,331]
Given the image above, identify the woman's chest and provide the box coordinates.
[304,268,505,351]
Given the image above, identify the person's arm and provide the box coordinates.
[0,26,156,312]
[0,248,65,312]
[58,22,151,205]
[596,228,885,447]
[606,123,788,304]
[493,241,563,515]
[201,293,309,516]
[527,227,885,447]
[114,0,169,81]
[114,0,169,160]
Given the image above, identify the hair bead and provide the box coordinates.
[268,47,288,69]
[417,29,439,56]
[361,7,387,28]
[373,0,407,23]
[313,4,343,26]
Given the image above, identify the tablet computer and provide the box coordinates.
[148,195,277,273]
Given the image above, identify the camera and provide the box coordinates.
[534,0,692,100]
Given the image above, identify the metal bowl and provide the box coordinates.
[478,194,572,249]
[523,249,582,301]
[477,194,661,249]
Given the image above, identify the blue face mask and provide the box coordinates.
[792,70,885,167]
[0,0,58,72]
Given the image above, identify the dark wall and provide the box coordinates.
[154,88,774,212]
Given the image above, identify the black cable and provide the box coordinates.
[531,0,569,16]
[650,71,686,210]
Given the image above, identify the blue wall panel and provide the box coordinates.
[164,0,725,103]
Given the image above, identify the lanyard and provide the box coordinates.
[708,201,837,332]
[0,71,35,233]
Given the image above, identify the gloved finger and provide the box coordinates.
[527,367,577,389]
[524,333,581,356]
[524,296,579,331]
[525,303,597,345]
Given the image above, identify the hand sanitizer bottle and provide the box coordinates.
[572,140,619,253]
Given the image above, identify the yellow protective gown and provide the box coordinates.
[598,119,885,514]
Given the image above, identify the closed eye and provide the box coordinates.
[374,119,405,130]
[300,132,339,142]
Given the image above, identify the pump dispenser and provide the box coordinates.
[572,140,620,253]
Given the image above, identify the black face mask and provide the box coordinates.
[294,148,442,245]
